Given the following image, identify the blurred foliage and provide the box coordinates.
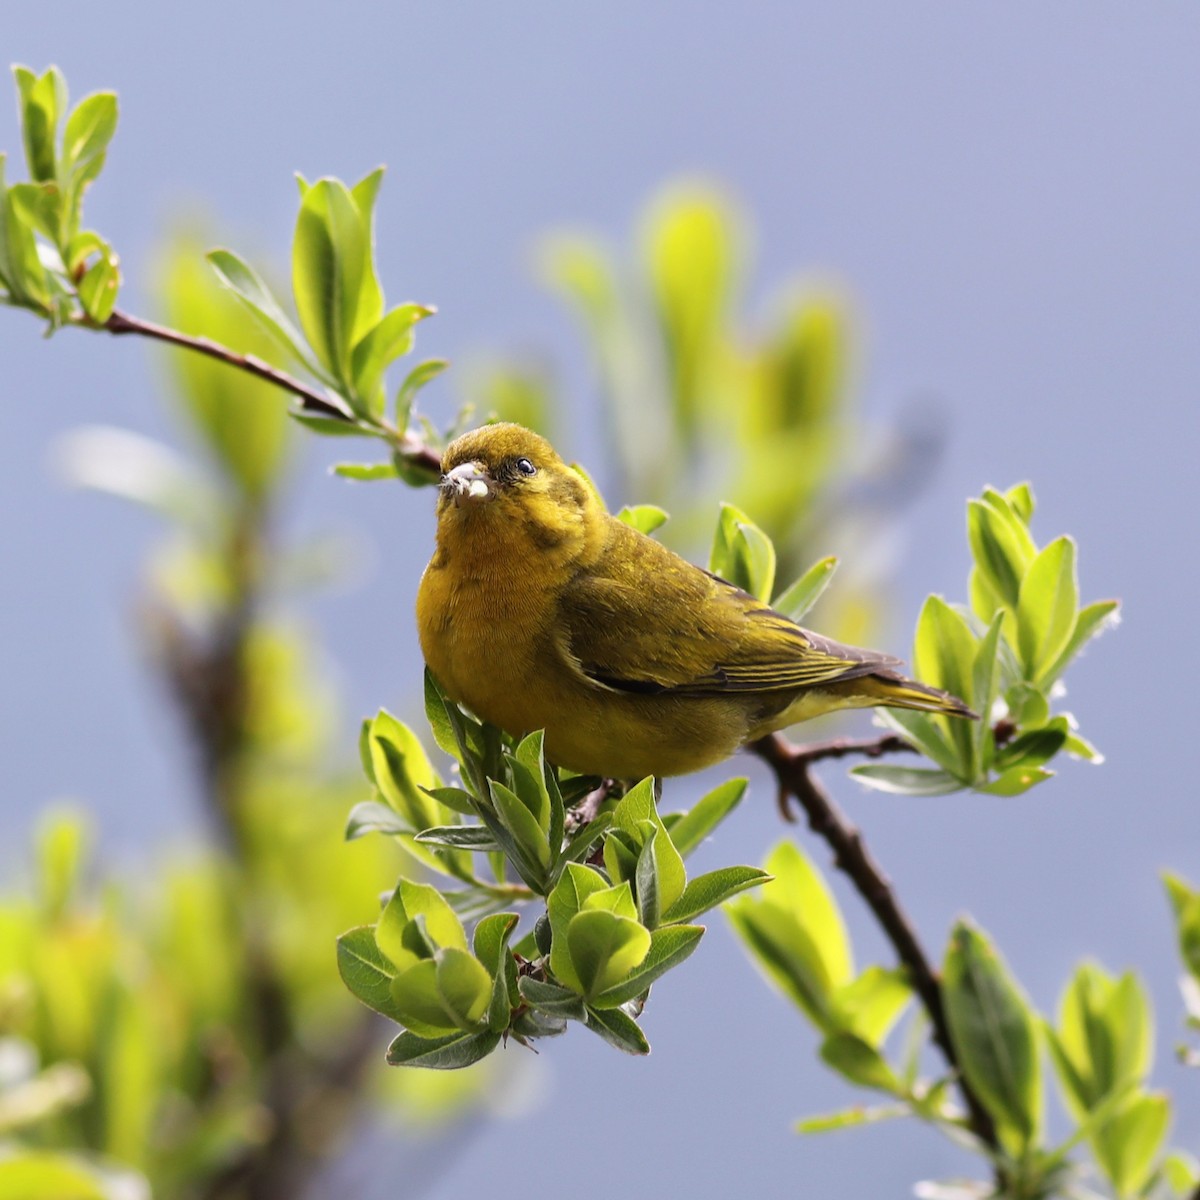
[2,227,492,1200]
[1164,872,1200,1070]
[524,181,945,649]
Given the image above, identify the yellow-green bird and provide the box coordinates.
[417,423,972,780]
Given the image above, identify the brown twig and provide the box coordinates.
[766,733,918,821]
[97,308,443,478]
[749,732,999,1153]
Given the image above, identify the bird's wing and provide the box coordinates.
[556,519,900,697]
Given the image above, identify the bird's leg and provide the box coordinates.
[568,778,618,830]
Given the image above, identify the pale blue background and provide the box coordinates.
[3,4,1199,1197]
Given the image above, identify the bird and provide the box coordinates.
[416,423,973,781]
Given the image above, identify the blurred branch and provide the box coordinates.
[92,308,443,479]
[749,732,999,1153]
[145,471,380,1200]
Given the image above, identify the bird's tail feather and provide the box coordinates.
[855,672,977,719]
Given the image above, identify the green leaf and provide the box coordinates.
[994,721,1068,773]
[349,302,433,416]
[830,966,913,1046]
[512,731,553,833]
[473,912,518,1031]
[287,410,370,437]
[850,764,964,797]
[1040,599,1120,686]
[709,502,777,601]
[819,1032,904,1094]
[423,669,461,759]
[390,959,461,1035]
[668,777,748,858]
[16,66,63,183]
[291,177,367,386]
[434,947,492,1029]
[1050,964,1151,1118]
[610,778,686,914]
[368,710,439,830]
[1164,873,1200,979]
[1017,536,1078,682]
[582,1004,650,1055]
[36,811,88,918]
[517,976,587,1019]
[62,91,117,178]
[772,556,839,622]
[617,504,669,535]
[376,878,468,973]
[1092,1091,1170,1197]
[337,926,406,1022]
[875,708,962,775]
[414,825,499,851]
[661,866,771,924]
[592,923,704,1008]
[395,358,449,428]
[1005,482,1036,524]
[0,1153,109,1200]
[972,613,1006,769]
[727,852,847,1029]
[566,909,651,999]
[207,247,330,379]
[795,1105,910,1135]
[913,594,979,776]
[1,157,51,308]
[644,185,736,437]
[977,766,1053,796]
[9,180,62,243]
[943,921,1042,1152]
[967,494,1037,610]
[333,461,398,481]
[548,864,609,992]
[348,166,386,338]
[1162,1152,1200,1195]
[344,799,409,841]
[385,1028,500,1069]
[490,780,551,873]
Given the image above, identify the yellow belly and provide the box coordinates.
[416,558,750,778]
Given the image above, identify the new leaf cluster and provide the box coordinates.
[338,673,770,1066]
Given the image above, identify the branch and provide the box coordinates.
[96,308,443,478]
[766,733,917,820]
[749,732,999,1152]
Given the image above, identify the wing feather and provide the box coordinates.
[557,520,899,698]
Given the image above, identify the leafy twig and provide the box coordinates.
[92,308,444,479]
[749,732,999,1152]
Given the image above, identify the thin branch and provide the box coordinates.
[768,733,918,820]
[96,308,443,478]
[749,732,999,1152]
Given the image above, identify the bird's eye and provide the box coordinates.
[515,457,537,477]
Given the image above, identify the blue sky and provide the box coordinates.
[3,5,1199,1196]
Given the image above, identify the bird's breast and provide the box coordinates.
[416,554,561,736]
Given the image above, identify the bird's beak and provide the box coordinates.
[440,461,494,506]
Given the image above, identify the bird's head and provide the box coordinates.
[436,423,599,558]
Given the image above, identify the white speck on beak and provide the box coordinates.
[441,461,493,505]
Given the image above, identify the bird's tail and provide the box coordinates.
[854,672,977,719]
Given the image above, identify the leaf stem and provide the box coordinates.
[749,732,999,1153]
[91,307,444,478]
